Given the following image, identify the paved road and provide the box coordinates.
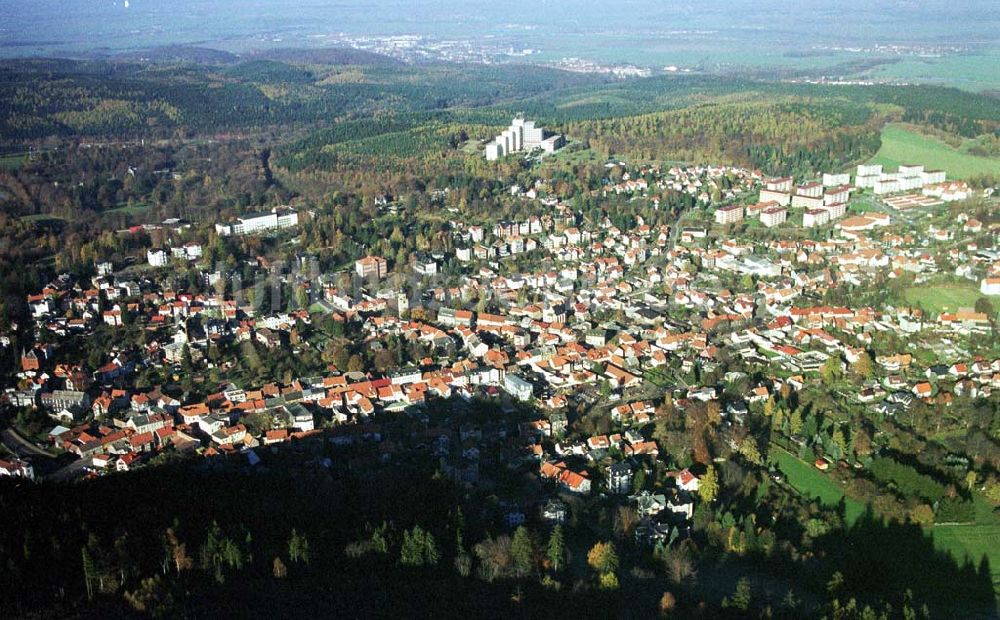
[1,428,54,459]
[46,457,93,482]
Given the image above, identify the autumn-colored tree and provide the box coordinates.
[659,591,677,615]
[599,572,620,590]
[738,437,763,466]
[587,541,619,575]
[272,557,287,578]
[124,575,174,618]
[656,397,675,418]
[821,356,842,385]
[771,405,785,433]
[789,408,804,437]
[699,465,719,503]
[347,354,365,373]
[852,352,874,379]
[165,528,192,574]
[966,470,977,492]
[705,401,722,425]
[288,529,311,565]
[910,504,935,525]
[851,427,872,458]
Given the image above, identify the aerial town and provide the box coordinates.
[2,15,999,614]
[6,153,996,527]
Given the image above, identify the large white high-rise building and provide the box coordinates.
[485,117,563,160]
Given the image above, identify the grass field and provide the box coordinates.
[932,497,1000,596]
[863,51,1000,92]
[933,524,1000,594]
[770,446,866,524]
[869,124,1000,179]
[903,281,986,314]
[19,213,65,224]
[0,153,27,170]
[774,445,1000,598]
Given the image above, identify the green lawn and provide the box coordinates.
[932,498,1000,598]
[903,282,986,314]
[0,153,27,170]
[869,124,1000,180]
[770,446,866,524]
[774,443,1000,597]
[935,527,1000,599]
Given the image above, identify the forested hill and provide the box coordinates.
[0,57,611,141]
[2,54,998,145]
[562,99,882,177]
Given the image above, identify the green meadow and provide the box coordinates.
[903,282,987,314]
[870,124,1000,179]
[770,446,866,524]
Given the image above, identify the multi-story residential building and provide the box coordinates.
[824,185,851,205]
[791,194,824,209]
[760,206,788,228]
[714,204,744,225]
[803,208,831,228]
[822,172,850,186]
[355,255,388,280]
[920,170,947,185]
[40,390,91,412]
[981,278,1000,296]
[820,202,848,220]
[796,182,823,198]
[765,177,793,192]
[147,249,169,267]
[607,462,633,494]
[759,189,791,206]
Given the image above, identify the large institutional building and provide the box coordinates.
[214,207,299,237]
[485,117,565,160]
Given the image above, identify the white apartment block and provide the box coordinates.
[981,278,1000,296]
[791,194,824,209]
[796,182,823,198]
[714,204,744,225]
[759,189,791,206]
[920,170,946,185]
[803,208,830,228]
[855,175,880,189]
[873,178,901,195]
[857,164,883,178]
[824,186,851,205]
[820,202,848,220]
[147,249,169,267]
[215,207,298,237]
[766,177,794,192]
[822,172,850,187]
[760,206,787,228]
